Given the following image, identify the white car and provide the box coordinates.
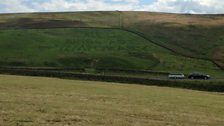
[168,73,185,79]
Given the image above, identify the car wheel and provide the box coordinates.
[191,77,194,79]
[204,77,208,80]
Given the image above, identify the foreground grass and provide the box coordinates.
[0,75,224,126]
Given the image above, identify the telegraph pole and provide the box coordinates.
[117,10,123,29]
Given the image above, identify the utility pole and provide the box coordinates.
[117,10,123,29]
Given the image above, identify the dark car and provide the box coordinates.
[188,73,210,80]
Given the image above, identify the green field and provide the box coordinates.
[0,28,223,77]
[0,28,168,69]
[0,75,224,126]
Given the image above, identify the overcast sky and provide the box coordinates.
[0,0,224,14]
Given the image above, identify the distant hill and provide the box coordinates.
[0,11,223,76]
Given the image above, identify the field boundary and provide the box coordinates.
[0,68,224,92]
[0,67,170,75]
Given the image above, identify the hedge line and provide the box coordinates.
[0,68,224,92]
[0,66,85,72]
[0,67,169,75]
[95,68,169,75]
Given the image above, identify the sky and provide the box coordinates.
[0,0,224,14]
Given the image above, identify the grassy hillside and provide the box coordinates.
[0,28,221,76]
[0,11,223,75]
[0,75,224,126]
[122,12,224,68]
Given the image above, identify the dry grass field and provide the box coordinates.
[0,75,224,126]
